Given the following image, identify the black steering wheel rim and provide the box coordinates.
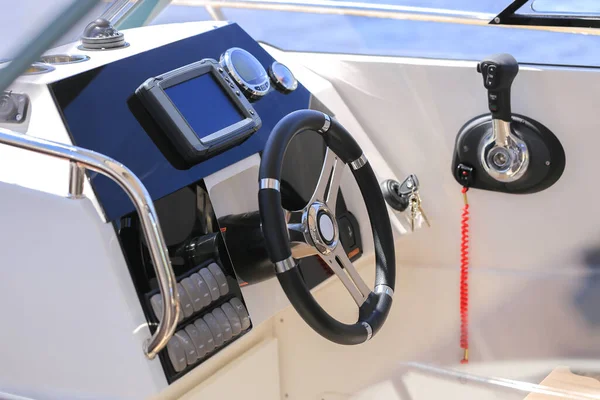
[258,109,396,345]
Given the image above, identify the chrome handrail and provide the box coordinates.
[0,127,179,360]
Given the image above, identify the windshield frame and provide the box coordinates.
[492,0,600,28]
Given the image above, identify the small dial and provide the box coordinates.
[268,61,298,93]
[220,47,270,99]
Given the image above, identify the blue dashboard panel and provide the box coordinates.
[50,23,311,221]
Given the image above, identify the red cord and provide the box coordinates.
[460,187,470,364]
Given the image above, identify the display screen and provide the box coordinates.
[165,73,244,140]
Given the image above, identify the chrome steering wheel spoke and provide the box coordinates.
[285,148,371,304]
[318,246,371,306]
[309,148,344,213]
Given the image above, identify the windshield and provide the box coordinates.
[4,0,600,68]
[146,0,600,68]
[532,0,600,15]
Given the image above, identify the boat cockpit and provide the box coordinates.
[0,1,598,399]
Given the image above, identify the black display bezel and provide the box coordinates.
[135,58,261,168]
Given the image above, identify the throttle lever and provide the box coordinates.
[452,54,565,194]
[477,53,528,183]
[477,54,518,122]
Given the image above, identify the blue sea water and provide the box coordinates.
[151,0,600,67]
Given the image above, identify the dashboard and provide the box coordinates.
[43,23,363,382]
[50,23,309,221]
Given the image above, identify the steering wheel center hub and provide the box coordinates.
[307,202,338,254]
[318,212,335,243]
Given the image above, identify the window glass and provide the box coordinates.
[532,0,600,15]
[149,1,600,67]
[6,0,600,70]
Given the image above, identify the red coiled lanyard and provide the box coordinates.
[460,187,470,364]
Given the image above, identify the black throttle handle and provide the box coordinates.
[477,53,519,122]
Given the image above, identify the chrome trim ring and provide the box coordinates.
[350,154,367,170]
[0,60,56,75]
[362,322,373,341]
[40,54,90,65]
[275,256,296,273]
[268,61,298,93]
[77,42,130,51]
[374,284,394,298]
[259,178,280,191]
[220,47,270,98]
[318,114,331,134]
[22,62,55,75]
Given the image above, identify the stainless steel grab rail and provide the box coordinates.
[0,127,179,360]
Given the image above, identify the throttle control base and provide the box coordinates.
[452,114,565,194]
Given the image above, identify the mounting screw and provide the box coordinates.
[284,394,289,398]
[463,145,469,153]
[494,17,501,23]
[249,110,255,115]
[545,161,551,166]
[280,318,284,323]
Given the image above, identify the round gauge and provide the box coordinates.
[268,62,298,93]
[220,47,270,99]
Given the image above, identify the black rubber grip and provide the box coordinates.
[259,110,328,263]
[478,53,519,122]
[259,109,328,181]
[324,118,363,164]
[278,267,369,345]
[359,292,392,337]
[259,189,291,262]
[351,162,396,290]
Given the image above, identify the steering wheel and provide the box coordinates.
[258,109,396,345]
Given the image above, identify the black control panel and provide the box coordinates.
[118,183,252,383]
[148,259,251,380]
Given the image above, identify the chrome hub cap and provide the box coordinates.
[306,201,338,255]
